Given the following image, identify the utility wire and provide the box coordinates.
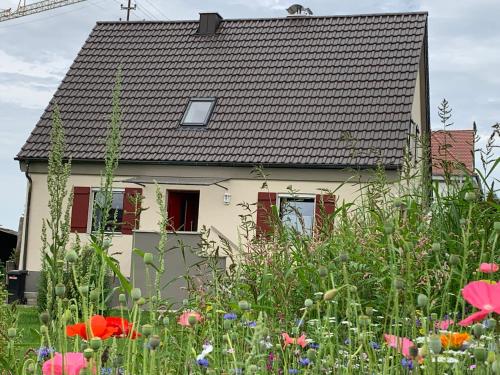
[141,0,168,19]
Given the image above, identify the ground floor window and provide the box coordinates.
[167,190,200,232]
[278,195,315,235]
[91,189,124,233]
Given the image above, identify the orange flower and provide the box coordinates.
[177,311,203,327]
[66,315,139,340]
[440,332,470,349]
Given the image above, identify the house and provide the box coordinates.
[431,130,477,195]
[0,227,17,265]
[16,11,430,298]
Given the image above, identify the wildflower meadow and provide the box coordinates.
[0,76,499,374]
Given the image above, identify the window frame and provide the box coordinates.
[277,194,316,235]
[180,98,216,127]
[87,188,125,234]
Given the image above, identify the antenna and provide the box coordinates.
[121,0,136,21]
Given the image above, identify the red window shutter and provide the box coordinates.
[122,188,143,235]
[71,187,90,233]
[315,194,336,232]
[256,192,277,237]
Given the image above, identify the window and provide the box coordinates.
[278,195,315,235]
[167,190,200,232]
[181,98,215,126]
[91,189,124,233]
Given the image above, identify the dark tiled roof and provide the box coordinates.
[431,130,475,176]
[17,12,428,168]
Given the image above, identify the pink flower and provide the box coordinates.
[478,263,499,273]
[282,333,307,348]
[458,281,500,326]
[42,352,88,375]
[384,334,414,358]
[435,319,454,330]
[177,311,203,327]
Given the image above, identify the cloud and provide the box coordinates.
[0,81,55,109]
[0,49,71,79]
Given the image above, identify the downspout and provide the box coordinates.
[22,162,32,270]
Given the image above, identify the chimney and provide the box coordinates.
[198,12,223,35]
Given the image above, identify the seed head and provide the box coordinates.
[429,335,442,354]
[304,299,313,308]
[89,290,99,302]
[143,252,154,265]
[7,327,16,339]
[417,294,428,307]
[473,323,485,339]
[431,243,441,252]
[323,288,338,301]
[137,297,146,306]
[119,293,126,305]
[65,249,78,263]
[474,347,487,362]
[78,285,89,295]
[393,278,405,290]
[318,266,328,278]
[83,348,94,359]
[465,191,476,202]
[338,252,349,263]
[131,288,142,301]
[90,337,102,350]
[149,335,161,350]
[55,284,66,298]
[40,311,50,325]
[142,324,153,337]
[238,300,250,311]
[449,254,461,266]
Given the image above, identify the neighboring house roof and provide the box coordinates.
[17,12,428,169]
[0,227,17,237]
[431,130,475,176]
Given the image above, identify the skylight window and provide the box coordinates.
[181,98,216,126]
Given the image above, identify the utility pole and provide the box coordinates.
[121,0,135,21]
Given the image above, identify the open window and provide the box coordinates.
[181,98,216,126]
[167,190,200,232]
[278,195,315,235]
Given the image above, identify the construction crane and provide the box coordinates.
[0,0,87,22]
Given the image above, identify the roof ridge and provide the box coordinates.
[96,11,428,25]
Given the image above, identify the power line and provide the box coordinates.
[141,0,168,20]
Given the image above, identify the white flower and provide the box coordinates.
[196,343,213,361]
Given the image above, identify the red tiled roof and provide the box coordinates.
[431,130,475,176]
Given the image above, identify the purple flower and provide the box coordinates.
[224,313,238,320]
[36,347,55,362]
[288,369,299,374]
[308,342,319,349]
[197,358,209,367]
[299,358,310,366]
[246,321,257,328]
[401,358,414,370]
[369,341,381,350]
[344,338,351,345]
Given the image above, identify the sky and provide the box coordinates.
[0,0,499,230]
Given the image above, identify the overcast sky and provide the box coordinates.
[0,0,499,230]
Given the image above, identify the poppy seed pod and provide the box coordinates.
[460,218,467,226]
[223,319,232,330]
[131,288,142,301]
[90,337,102,350]
[365,306,374,316]
[162,317,170,326]
[393,278,405,290]
[487,351,496,364]
[78,285,89,295]
[304,299,313,308]
[55,284,66,297]
[187,315,198,326]
[465,191,476,202]
[238,300,250,311]
[7,327,16,339]
[40,311,50,325]
[149,335,161,350]
[358,314,371,327]
[338,252,349,263]
[474,347,487,362]
[40,325,48,335]
[323,288,338,301]
[143,252,154,265]
[137,297,146,306]
[318,266,328,278]
[119,293,127,305]
[449,254,461,266]
[89,290,100,302]
[417,294,428,307]
[83,348,94,359]
[65,249,78,263]
[429,335,442,354]
[486,318,497,331]
[494,222,500,234]
[473,323,485,339]
[431,243,441,252]
[142,324,153,337]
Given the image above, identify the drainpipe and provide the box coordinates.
[21,162,32,270]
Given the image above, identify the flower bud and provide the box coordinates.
[358,315,371,327]
[449,254,461,266]
[188,315,198,326]
[131,288,142,301]
[339,252,349,263]
[223,319,232,330]
[90,337,102,350]
[473,323,485,339]
[474,347,487,362]
[78,285,89,295]
[119,293,127,305]
[162,317,169,326]
[55,284,66,298]
[486,318,497,331]
[149,335,161,350]
[488,351,496,364]
[137,297,146,306]
[40,325,48,335]
[7,327,16,338]
[40,311,50,325]
[393,278,405,290]
[62,309,72,323]
[465,192,476,202]
[383,223,394,235]
[429,335,442,354]
[143,252,154,265]
[365,306,374,316]
[182,299,189,307]
[494,222,500,234]
[238,300,250,311]
[89,290,99,302]
[83,348,94,359]
[65,249,78,263]
[323,288,337,301]
[142,324,153,337]
[318,266,328,278]
[431,243,441,252]
[417,294,428,307]
[304,299,313,308]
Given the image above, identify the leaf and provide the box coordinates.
[91,242,131,294]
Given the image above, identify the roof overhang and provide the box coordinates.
[121,176,229,188]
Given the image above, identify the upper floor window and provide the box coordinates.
[181,98,216,126]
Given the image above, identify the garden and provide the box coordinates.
[0,77,499,374]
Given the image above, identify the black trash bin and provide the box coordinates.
[7,270,28,304]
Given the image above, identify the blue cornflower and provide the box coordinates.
[401,358,414,370]
[299,358,311,366]
[246,321,257,328]
[344,338,351,345]
[197,358,209,367]
[288,369,299,374]
[36,347,54,362]
[308,342,319,349]
[224,313,238,320]
[369,341,381,350]
[101,369,113,375]
[415,318,422,328]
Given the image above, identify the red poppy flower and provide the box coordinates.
[66,315,139,340]
[458,281,500,326]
